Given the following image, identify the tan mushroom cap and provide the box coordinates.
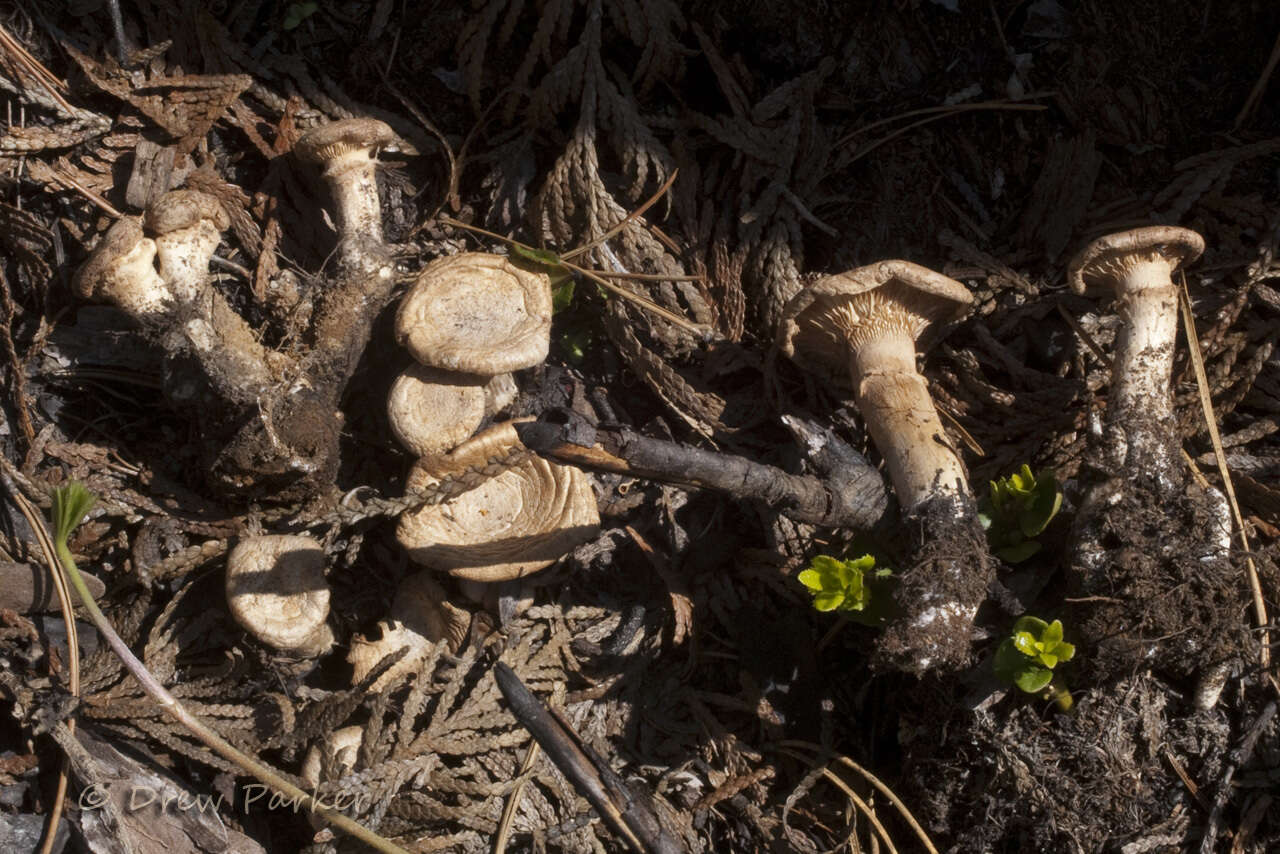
[295,118,395,173]
[387,364,487,457]
[348,572,470,691]
[1068,226,1205,296]
[300,725,363,790]
[777,260,972,387]
[73,217,172,318]
[143,190,231,302]
[395,253,553,375]
[225,534,333,658]
[396,421,600,581]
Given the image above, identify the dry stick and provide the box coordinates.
[776,740,939,854]
[512,421,889,531]
[492,740,541,854]
[1235,25,1280,128]
[836,99,1050,164]
[4,486,80,854]
[1178,284,1273,684]
[560,168,679,262]
[774,746,899,854]
[48,487,411,854]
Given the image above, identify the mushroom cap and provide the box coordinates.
[225,534,333,657]
[1067,226,1205,295]
[143,189,231,236]
[395,253,553,375]
[390,571,471,651]
[777,260,972,386]
[73,217,172,316]
[300,725,364,790]
[387,364,487,457]
[295,118,396,167]
[396,421,600,581]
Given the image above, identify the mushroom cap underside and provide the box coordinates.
[777,260,972,385]
[1068,226,1205,295]
[396,422,600,581]
[395,252,553,375]
[295,118,396,164]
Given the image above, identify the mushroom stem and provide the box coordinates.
[848,329,968,512]
[1107,259,1180,478]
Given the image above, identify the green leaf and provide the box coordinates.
[1011,615,1048,636]
[813,592,845,612]
[511,244,565,268]
[551,278,576,312]
[1013,631,1039,657]
[1038,652,1058,669]
[996,540,1042,563]
[993,639,1029,683]
[797,569,823,591]
[1014,666,1054,693]
[282,1,318,29]
[1018,473,1063,537]
[1054,641,1076,662]
[1042,619,1063,645]
[52,482,97,549]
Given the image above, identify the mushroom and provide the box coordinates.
[396,421,600,582]
[144,189,231,302]
[225,534,333,658]
[386,363,488,457]
[778,260,973,512]
[1067,226,1204,489]
[395,253,553,375]
[777,260,989,673]
[347,571,470,691]
[483,372,519,415]
[300,725,364,791]
[73,217,174,321]
[294,118,395,275]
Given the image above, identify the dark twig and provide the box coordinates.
[1199,699,1277,853]
[512,420,889,530]
[493,662,684,853]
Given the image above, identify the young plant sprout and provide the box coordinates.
[798,554,895,627]
[778,260,992,673]
[994,616,1076,713]
[979,464,1063,563]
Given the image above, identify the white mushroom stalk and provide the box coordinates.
[1067,226,1205,489]
[779,260,988,673]
[294,118,395,277]
[225,534,333,658]
[73,217,174,321]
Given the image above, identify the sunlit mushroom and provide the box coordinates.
[1067,226,1204,489]
[386,363,488,457]
[347,571,470,691]
[395,253,553,375]
[778,260,989,673]
[396,421,600,582]
[225,534,333,658]
[73,217,173,321]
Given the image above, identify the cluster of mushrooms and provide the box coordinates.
[74,113,1219,685]
[775,227,1218,674]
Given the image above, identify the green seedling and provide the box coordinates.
[797,554,895,627]
[994,616,1075,712]
[978,463,1062,563]
[282,2,318,30]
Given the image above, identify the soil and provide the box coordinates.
[0,1,1278,853]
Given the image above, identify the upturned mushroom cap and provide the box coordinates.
[395,253,553,375]
[74,217,173,319]
[1068,226,1205,295]
[225,534,333,657]
[396,421,600,581]
[778,260,971,388]
[143,190,231,302]
[347,572,470,691]
[387,364,487,457]
[295,118,395,176]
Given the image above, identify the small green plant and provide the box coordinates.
[797,554,895,627]
[282,2,319,30]
[994,616,1075,712]
[979,463,1062,563]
